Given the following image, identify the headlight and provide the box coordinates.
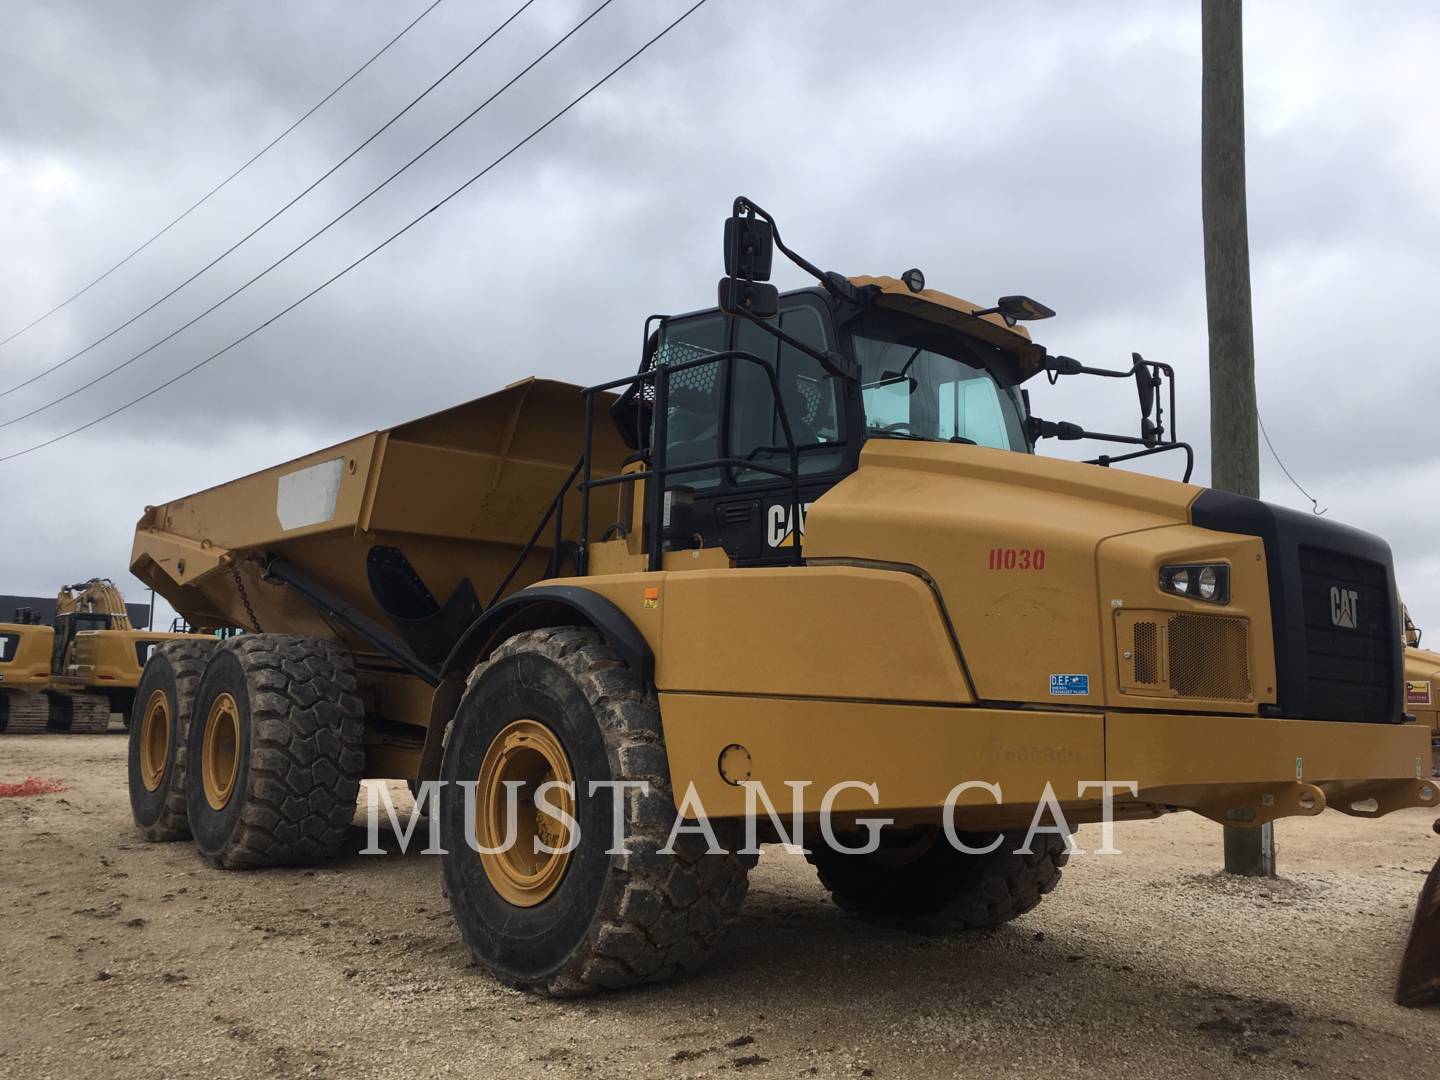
[1160,562,1230,604]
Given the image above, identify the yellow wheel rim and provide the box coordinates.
[139,689,170,793]
[201,692,242,811]
[477,719,576,907]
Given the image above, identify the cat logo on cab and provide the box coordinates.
[766,502,813,548]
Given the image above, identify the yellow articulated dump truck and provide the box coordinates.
[128,198,1436,995]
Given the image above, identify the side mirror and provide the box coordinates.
[721,209,778,319]
[1142,417,1158,448]
[1404,625,1421,649]
[1133,353,1157,415]
[718,278,779,319]
[995,295,1056,327]
[724,213,774,281]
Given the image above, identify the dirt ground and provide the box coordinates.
[0,735,1436,1080]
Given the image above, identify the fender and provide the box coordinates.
[413,585,655,785]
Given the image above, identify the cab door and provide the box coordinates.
[654,292,857,563]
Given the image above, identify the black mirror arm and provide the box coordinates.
[1044,354,1175,381]
[1089,441,1195,484]
[734,195,868,308]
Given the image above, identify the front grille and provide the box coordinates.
[1168,614,1250,700]
[1297,545,1394,723]
[1118,611,1252,702]
[1190,489,1402,724]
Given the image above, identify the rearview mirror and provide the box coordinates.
[1134,354,1156,418]
[995,295,1056,326]
[724,213,774,281]
[718,278,779,319]
[879,370,918,394]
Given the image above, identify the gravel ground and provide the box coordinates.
[0,735,1436,1080]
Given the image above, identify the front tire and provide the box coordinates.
[439,627,749,996]
[807,826,1069,933]
[185,635,365,869]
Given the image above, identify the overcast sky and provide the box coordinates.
[1,0,1437,631]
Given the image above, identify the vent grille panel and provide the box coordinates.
[1118,611,1253,703]
[1133,621,1159,685]
[1168,614,1250,700]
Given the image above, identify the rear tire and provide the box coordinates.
[0,691,49,734]
[806,827,1068,933]
[128,639,218,842]
[185,635,365,869]
[439,627,750,996]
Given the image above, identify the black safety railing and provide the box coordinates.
[580,347,805,572]
[483,346,805,606]
[485,455,585,609]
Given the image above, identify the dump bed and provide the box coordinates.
[131,378,626,659]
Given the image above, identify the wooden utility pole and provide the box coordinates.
[1201,0,1273,876]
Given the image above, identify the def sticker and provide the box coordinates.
[1050,674,1090,697]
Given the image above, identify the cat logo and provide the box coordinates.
[1329,586,1359,629]
[766,501,813,548]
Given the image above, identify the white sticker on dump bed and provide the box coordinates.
[276,457,344,530]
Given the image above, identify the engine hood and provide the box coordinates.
[802,441,1205,705]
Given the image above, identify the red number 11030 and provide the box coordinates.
[988,547,1045,571]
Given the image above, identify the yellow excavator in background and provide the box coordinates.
[0,617,56,733]
[0,579,208,734]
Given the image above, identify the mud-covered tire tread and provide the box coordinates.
[132,639,217,842]
[195,635,365,869]
[806,832,1069,934]
[0,691,50,735]
[457,627,750,997]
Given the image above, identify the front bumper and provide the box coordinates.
[659,693,1439,828]
[1106,711,1437,827]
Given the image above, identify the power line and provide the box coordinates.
[1258,408,1327,515]
[0,0,711,465]
[0,0,445,351]
[0,0,608,430]
[0,0,534,402]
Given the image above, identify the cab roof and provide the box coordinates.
[848,275,1048,380]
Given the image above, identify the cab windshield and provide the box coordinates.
[851,307,1030,452]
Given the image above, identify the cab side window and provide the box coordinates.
[730,299,843,483]
[655,312,727,490]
